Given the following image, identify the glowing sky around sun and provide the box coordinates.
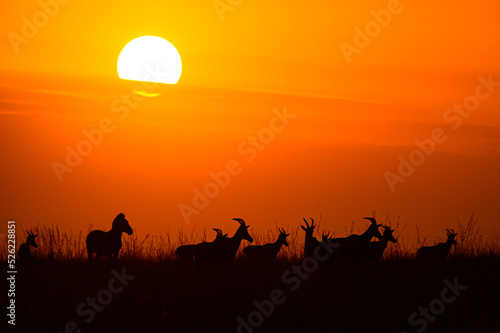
[0,0,499,242]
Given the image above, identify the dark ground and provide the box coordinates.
[3,256,500,333]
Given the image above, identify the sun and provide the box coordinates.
[117,36,182,84]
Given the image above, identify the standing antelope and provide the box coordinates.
[86,213,133,263]
[361,225,397,262]
[18,230,38,264]
[193,218,253,270]
[243,228,290,259]
[417,229,457,260]
[323,217,384,263]
[176,228,228,261]
[302,218,320,258]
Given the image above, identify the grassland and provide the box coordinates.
[2,215,500,333]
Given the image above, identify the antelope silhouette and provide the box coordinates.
[243,228,289,259]
[193,218,253,270]
[361,225,397,262]
[323,217,384,263]
[417,229,457,260]
[18,230,38,264]
[176,228,228,261]
[302,218,320,258]
[86,213,133,263]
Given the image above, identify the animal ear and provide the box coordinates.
[246,225,250,228]
[301,226,306,231]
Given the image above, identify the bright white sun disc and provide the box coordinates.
[117,36,182,84]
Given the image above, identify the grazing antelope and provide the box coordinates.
[18,230,38,264]
[176,228,228,261]
[323,217,384,263]
[193,218,253,269]
[243,228,290,259]
[302,218,320,258]
[86,213,133,263]
[417,229,457,260]
[361,225,397,262]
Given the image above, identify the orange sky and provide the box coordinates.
[1,1,499,244]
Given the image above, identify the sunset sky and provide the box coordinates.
[1,0,499,245]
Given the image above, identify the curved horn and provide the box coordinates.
[213,228,223,236]
[233,218,245,225]
[363,217,377,224]
[310,218,315,227]
[303,218,310,228]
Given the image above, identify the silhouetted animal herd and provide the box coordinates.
[17,213,459,267]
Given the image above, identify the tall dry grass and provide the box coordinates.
[2,213,498,262]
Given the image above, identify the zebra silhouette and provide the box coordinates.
[86,213,133,263]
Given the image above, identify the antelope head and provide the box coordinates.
[446,229,457,245]
[26,230,38,248]
[213,228,228,239]
[278,228,290,247]
[233,218,253,243]
[363,217,384,240]
[301,218,316,237]
[382,225,397,243]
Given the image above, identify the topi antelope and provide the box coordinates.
[193,218,253,270]
[361,225,397,262]
[302,218,320,258]
[243,228,290,259]
[323,217,384,263]
[417,229,457,260]
[18,230,38,264]
[176,228,228,261]
[86,213,133,263]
